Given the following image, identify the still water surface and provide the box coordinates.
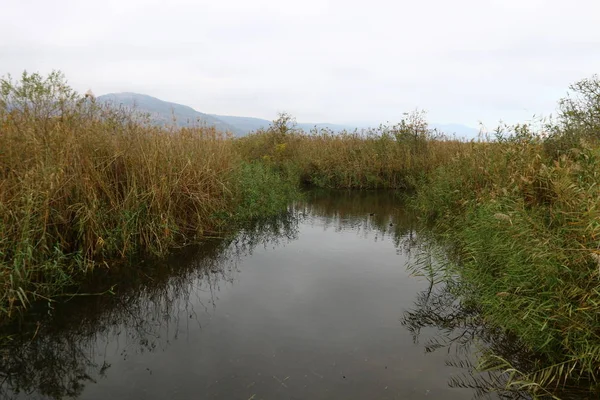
[1,191,501,399]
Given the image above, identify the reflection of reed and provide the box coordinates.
[401,263,571,400]
[0,211,303,400]
[0,248,227,398]
[298,190,418,248]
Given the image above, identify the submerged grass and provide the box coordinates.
[1,70,600,398]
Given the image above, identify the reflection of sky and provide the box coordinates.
[81,217,480,400]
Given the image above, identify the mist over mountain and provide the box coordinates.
[98,92,479,139]
[97,93,243,135]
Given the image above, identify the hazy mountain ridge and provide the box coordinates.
[97,93,244,135]
[98,92,479,138]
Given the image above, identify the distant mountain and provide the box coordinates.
[97,92,479,139]
[211,115,479,139]
[97,93,244,136]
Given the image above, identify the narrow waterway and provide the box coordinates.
[0,191,504,399]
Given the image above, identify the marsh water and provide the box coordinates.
[1,191,509,400]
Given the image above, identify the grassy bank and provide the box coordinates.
[412,78,600,396]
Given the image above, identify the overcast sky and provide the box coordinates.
[2,0,600,128]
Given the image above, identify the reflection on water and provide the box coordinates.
[401,271,535,400]
[0,190,517,399]
[0,216,301,400]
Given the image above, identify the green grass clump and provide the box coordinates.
[231,161,301,221]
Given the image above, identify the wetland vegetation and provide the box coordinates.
[1,70,600,398]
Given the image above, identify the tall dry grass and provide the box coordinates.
[0,71,300,320]
[237,112,469,189]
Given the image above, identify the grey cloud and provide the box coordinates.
[1,0,600,127]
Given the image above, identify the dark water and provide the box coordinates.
[1,191,508,400]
